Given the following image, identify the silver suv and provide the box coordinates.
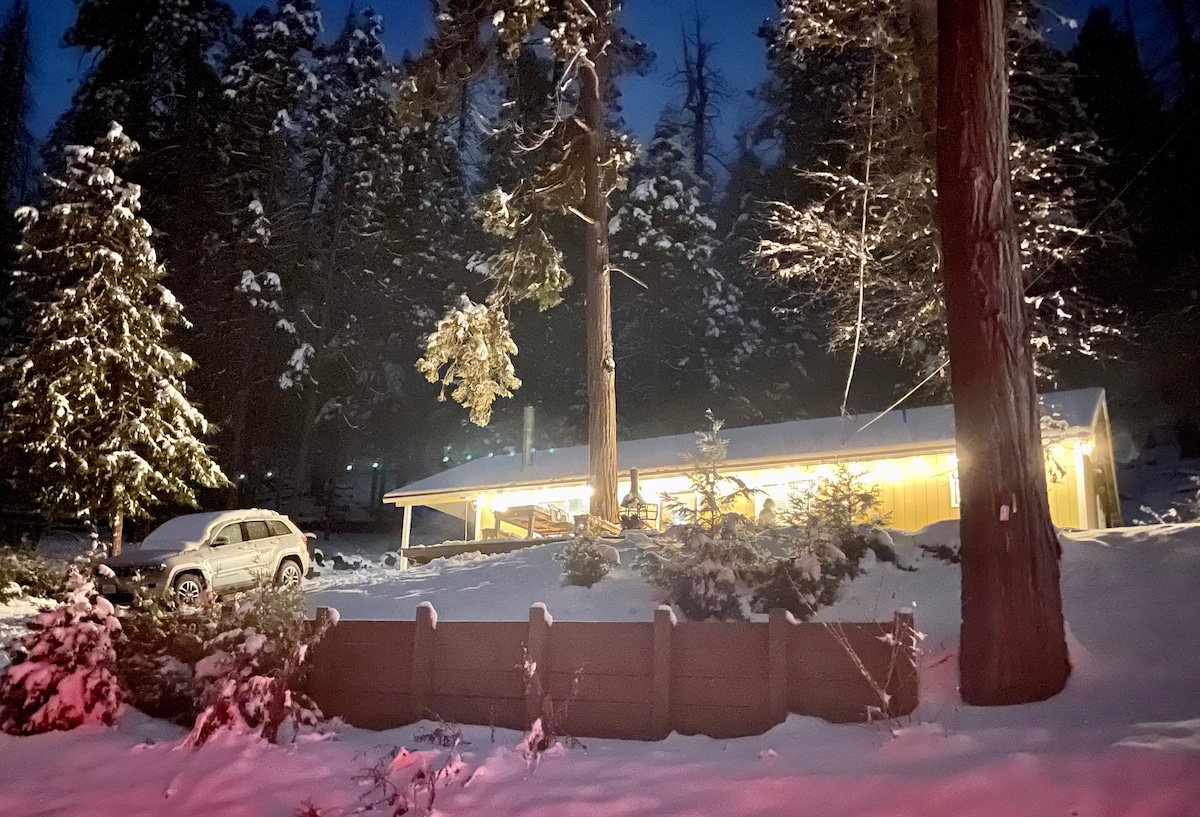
[98,510,312,605]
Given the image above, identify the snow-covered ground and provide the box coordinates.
[1,519,1197,816]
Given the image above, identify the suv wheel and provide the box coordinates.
[275,559,303,588]
[172,572,204,606]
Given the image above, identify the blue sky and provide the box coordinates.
[3,0,1173,156]
[10,0,778,155]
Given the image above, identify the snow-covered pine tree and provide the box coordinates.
[753,0,1121,381]
[50,0,234,151]
[0,0,33,339]
[408,1,650,520]
[202,0,324,479]
[0,570,124,735]
[49,0,236,297]
[249,8,460,513]
[0,124,226,553]
[609,112,756,432]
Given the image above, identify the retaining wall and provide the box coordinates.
[307,604,918,740]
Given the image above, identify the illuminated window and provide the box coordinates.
[949,471,961,508]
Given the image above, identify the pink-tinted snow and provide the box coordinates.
[0,523,1197,816]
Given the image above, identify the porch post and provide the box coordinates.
[399,504,412,570]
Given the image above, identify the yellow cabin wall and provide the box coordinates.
[417,435,1105,538]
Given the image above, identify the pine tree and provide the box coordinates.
[0,125,226,553]
[51,0,234,151]
[200,0,325,480]
[610,112,755,432]
[407,1,646,520]
[0,570,124,735]
[754,0,1121,381]
[0,0,33,333]
[0,0,31,215]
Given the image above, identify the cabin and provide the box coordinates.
[383,388,1122,553]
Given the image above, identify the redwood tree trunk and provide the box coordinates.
[581,34,619,523]
[937,0,1070,705]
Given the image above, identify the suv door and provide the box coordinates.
[239,519,280,584]
[207,522,255,591]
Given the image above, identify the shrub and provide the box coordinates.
[636,517,763,620]
[0,548,67,603]
[782,462,885,532]
[555,531,612,588]
[632,415,766,620]
[748,525,862,620]
[117,582,333,741]
[749,464,890,620]
[183,588,334,746]
[0,570,124,734]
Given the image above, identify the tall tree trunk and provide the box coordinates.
[581,35,618,522]
[937,0,1070,705]
[290,383,322,520]
[110,513,123,556]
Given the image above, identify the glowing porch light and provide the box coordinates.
[1079,440,1094,456]
[910,456,931,475]
[346,464,353,471]
[947,453,958,469]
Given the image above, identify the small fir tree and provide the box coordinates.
[0,569,124,735]
[633,413,764,620]
[0,124,226,553]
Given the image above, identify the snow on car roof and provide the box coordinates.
[384,388,1107,503]
[137,509,288,549]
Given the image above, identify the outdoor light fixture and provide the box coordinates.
[346,464,353,471]
[265,470,273,478]
[372,462,380,469]
[619,468,658,530]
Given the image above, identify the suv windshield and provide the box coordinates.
[137,515,218,551]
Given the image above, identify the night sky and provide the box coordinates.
[1,0,1178,157]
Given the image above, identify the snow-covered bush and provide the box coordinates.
[117,582,333,739]
[555,531,613,588]
[748,523,861,620]
[637,519,763,621]
[0,548,66,603]
[749,464,891,619]
[0,570,124,734]
[117,591,223,722]
[633,415,766,620]
[184,587,335,747]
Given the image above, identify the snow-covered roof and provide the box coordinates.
[384,388,1107,505]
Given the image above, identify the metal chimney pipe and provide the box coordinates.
[521,405,535,470]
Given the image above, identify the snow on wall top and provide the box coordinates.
[384,388,1106,503]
